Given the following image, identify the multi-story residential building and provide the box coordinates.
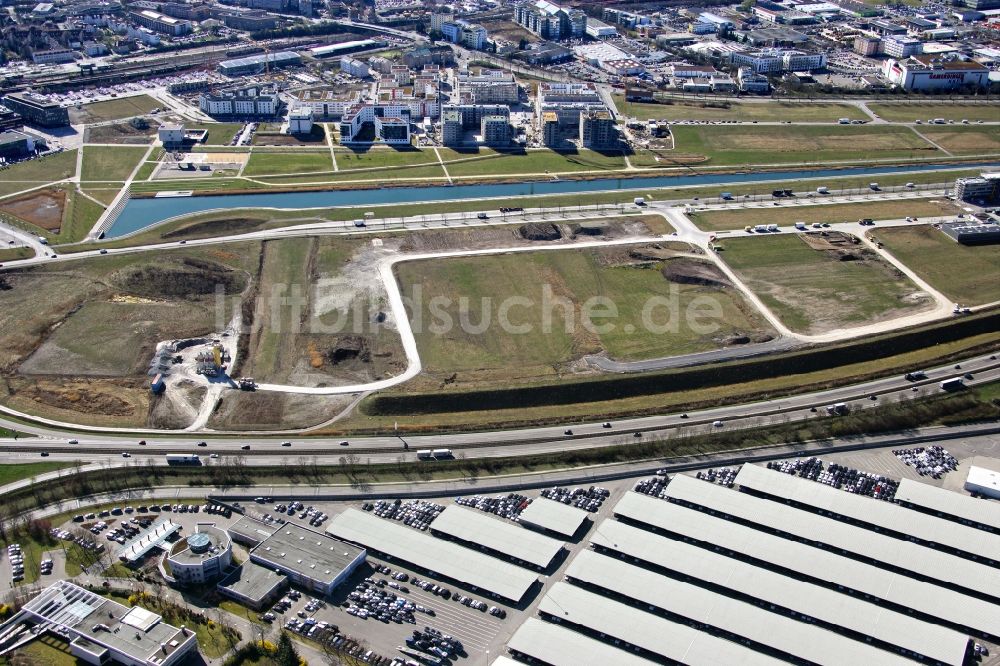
[541,111,561,147]
[730,48,827,73]
[853,35,881,56]
[294,87,364,120]
[514,0,586,41]
[340,56,370,78]
[737,67,771,93]
[536,82,605,126]
[199,85,281,118]
[288,106,313,134]
[435,15,488,50]
[129,9,192,35]
[481,114,513,146]
[2,92,68,127]
[339,104,410,144]
[441,104,511,146]
[456,69,519,105]
[579,110,616,149]
[160,2,211,20]
[31,48,75,64]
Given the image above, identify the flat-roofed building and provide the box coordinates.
[0,130,43,160]
[11,581,197,666]
[293,87,364,121]
[166,525,232,585]
[2,92,68,127]
[579,110,616,149]
[883,55,990,90]
[586,521,970,665]
[480,114,513,146]
[954,173,1000,202]
[217,561,288,609]
[327,508,538,602]
[339,104,411,145]
[613,489,1000,637]
[250,523,365,596]
[130,9,192,35]
[896,477,1000,532]
[735,463,1000,564]
[218,51,301,77]
[456,69,519,105]
[431,505,563,569]
[966,465,1000,499]
[288,106,313,135]
[199,85,281,118]
[940,221,1000,245]
[537,82,605,126]
[517,497,589,538]
[227,515,276,547]
[158,122,184,146]
[507,618,655,666]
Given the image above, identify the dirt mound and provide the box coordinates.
[111,260,244,297]
[661,259,732,288]
[162,218,266,240]
[518,223,561,241]
[572,222,607,236]
[16,380,136,416]
[326,335,370,364]
[628,245,688,261]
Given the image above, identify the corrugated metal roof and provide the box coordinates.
[541,581,791,666]
[896,477,1000,531]
[666,472,1000,598]
[326,508,537,602]
[431,505,563,568]
[587,520,968,665]
[517,497,589,538]
[735,463,1000,561]
[507,618,654,666]
[613,491,1000,637]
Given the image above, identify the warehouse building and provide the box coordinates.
[883,55,990,90]
[966,465,1000,500]
[6,581,197,666]
[507,618,655,666]
[940,221,1000,245]
[250,523,365,596]
[227,515,276,547]
[310,39,385,59]
[327,508,538,602]
[2,92,68,127]
[517,497,589,538]
[218,51,301,77]
[430,505,564,569]
[218,561,288,609]
[165,525,232,585]
[896,476,1000,531]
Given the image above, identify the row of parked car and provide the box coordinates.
[540,485,610,513]
[346,577,420,624]
[361,499,444,532]
[405,626,465,661]
[634,474,670,499]
[283,614,401,665]
[73,503,202,522]
[695,467,738,487]
[455,493,530,521]
[272,501,329,527]
[893,446,958,478]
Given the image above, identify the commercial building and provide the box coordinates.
[0,130,44,160]
[585,19,617,38]
[218,51,301,77]
[2,92,68,127]
[9,581,197,666]
[217,9,276,31]
[227,515,276,547]
[157,122,186,146]
[165,525,232,585]
[288,106,313,135]
[340,56,370,79]
[883,36,923,58]
[966,465,1000,499]
[579,110,616,149]
[854,35,882,56]
[954,173,1000,202]
[430,505,563,569]
[217,561,288,609]
[882,55,990,90]
[250,523,365,596]
[514,0,586,40]
[339,104,410,144]
[518,42,573,65]
[199,86,282,118]
[731,48,827,73]
[940,221,1000,245]
[129,9,192,35]
[517,497,589,538]
[738,67,771,93]
[456,69,519,105]
[310,39,385,59]
[327,508,538,602]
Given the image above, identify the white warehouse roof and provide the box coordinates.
[518,497,589,538]
[896,477,1000,531]
[326,508,537,602]
[613,491,1000,637]
[588,520,969,665]
[431,505,563,568]
[507,617,655,666]
[665,472,1000,597]
[563,551,915,666]
[735,463,1000,561]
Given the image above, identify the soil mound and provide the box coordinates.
[111,259,244,297]
[661,259,731,288]
[327,335,370,364]
[519,223,561,241]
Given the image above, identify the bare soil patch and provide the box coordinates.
[661,258,732,288]
[208,390,353,430]
[519,223,561,241]
[0,188,66,230]
[110,258,247,298]
[148,379,205,429]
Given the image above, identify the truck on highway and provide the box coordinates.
[826,403,849,415]
[720,192,733,200]
[940,378,965,391]
[165,454,202,465]
[633,197,645,206]
[417,449,453,460]
[416,450,433,460]
[816,186,829,194]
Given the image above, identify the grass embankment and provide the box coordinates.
[80,146,148,182]
[868,103,1000,123]
[242,150,334,176]
[614,95,868,122]
[0,247,32,262]
[876,225,1000,305]
[0,461,71,485]
[0,150,77,198]
[444,148,627,176]
[917,125,1000,156]
[690,198,959,231]
[672,125,940,166]
[720,234,931,334]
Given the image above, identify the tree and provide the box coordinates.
[275,632,301,666]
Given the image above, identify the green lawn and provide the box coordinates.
[720,234,932,335]
[187,123,243,145]
[336,146,440,170]
[64,542,102,576]
[615,95,868,122]
[74,95,159,123]
[6,636,82,666]
[242,150,334,176]
[0,247,32,262]
[59,190,106,242]
[80,146,147,182]
[672,125,939,166]
[81,187,122,206]
[917,126,1000,155]
[133,161,158,181]
[256,163,448,184]
[690,198,960,231]
[395,246,770,384]
[868,104,1000,123]
[0,461,70,485]
[0,150,77,197]
[877,225,1000,305]
[445,148,627,176]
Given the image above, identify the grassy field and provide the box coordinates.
[256,163,448,185]
[446,149,627,176]
[59,190,106,242]
[720,234,931,335]
[673,125,939,166]
[0,246,32,262]
[877,225,1000,305]
[82,187,123,206]
[0,150,77,197]
[242,150,334,176]
[690,198,960,231]
[395,246,770,385]
[917,126,1000,155]
[0,461,72,485]
[72,95,159,123]
[80,146,147,182]
[868,103,1000,123]
[187,123,243,145]
[336,146,440,170]
[615,95,868,122]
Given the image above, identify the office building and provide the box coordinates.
[738,67,771,93]
[249,523,366,595]
[2,92,68,127]
[883,36,922,58]
[854,36,882,56]
[288,107,313,134]
[339,104,410,145]
[954,173,1000,202]
[158,122,185,146]
[0,130,43,160]
[165,526,232,585]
